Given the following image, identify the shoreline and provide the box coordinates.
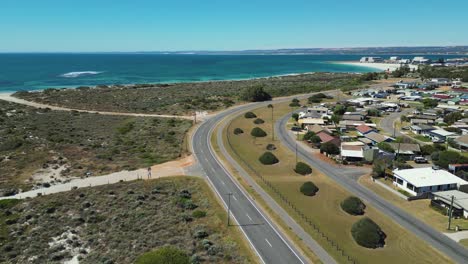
[333,61,419,72]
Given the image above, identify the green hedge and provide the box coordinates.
[244,112,257,119]
[136,246,189,264]
[351,217,386,249]
[294,162,312,175]
[259,152,279,165]
[253,118,265,124]
[233,128,244,135]
[341,196,366,215]
[251,127,267,137]
[300,181,319,196]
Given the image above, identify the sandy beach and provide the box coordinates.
[335,61,419,72]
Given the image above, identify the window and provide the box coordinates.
[407,183,414,190]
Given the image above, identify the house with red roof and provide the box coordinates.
[316,131,340,147]
[356,124,376,136]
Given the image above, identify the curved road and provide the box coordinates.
[277,112,468,264]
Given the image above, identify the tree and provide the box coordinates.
[421,98,438,109]
[136,246,189,264]
[434,151,468,169]
[291,113,299,122]
[377,142,394,153]
[443,112,463,125]
[240,85,272,102]
[259,152,279,165]
[320,142,340,155]
[303,131,316,141]
[333,105,346,115]
[346,106,356,112]
[341,196,366,215]
[294,162,312,175]
[351,217,386,249]
[372,159,387,178]
[250,127,267,137]
[300,181,319,196]
[420,144,435,155]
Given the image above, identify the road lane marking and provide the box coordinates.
[265,238,273,247]
[246,213,252,221]
[221,180,225,185]
[232,195,238,201]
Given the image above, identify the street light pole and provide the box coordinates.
[448,195,454,230]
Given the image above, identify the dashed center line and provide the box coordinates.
[232,195,238,201]
[265,238,273,247]
[246,213,252,221]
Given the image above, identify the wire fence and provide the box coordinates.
[226,120,358,264]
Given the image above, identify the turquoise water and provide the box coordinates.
[0,54,458,92]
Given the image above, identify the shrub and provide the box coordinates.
[303,131,316,141]
[233,128,244,135]
[291,113,299,121]
[251,127,267,137]
[351,217,386,248]
[300,181,319,196]
[135,246,189,264]
[266,144,277,151]
[253,118,265,124]
[192,210,207,218]
[294,162,312,175]
[240,85,272,102]
[289,102,301,107]
[420,144,435,155]
[244,112,257,119]
[341,196,366,215]
[320,142,340,155]
[259,152,279,165]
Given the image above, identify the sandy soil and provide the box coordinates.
[335,62,419,72]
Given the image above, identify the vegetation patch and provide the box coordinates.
[250,127,267,137]
[233,128,244,135]
[300,182,319,196]
[351,217,386,249]
[259,152,279,165]
[244,112,257,119]
[253,118,265,124]
[294,162,312,175]
[135,246,189,264]
[341,196,366,215]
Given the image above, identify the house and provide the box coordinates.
[316,131,340,147]
[389,56,401,61]
[364,131,393,145]
[455,135,468,150]
[340,142,378,162]
[412,57,431,65]
[431,78,451,86]
[305,124,324,134]
[428,129,455,141]
[410,119,434,125]
[432,190,468,218]
[388,143,421,156]
[342,112,365,121]
[305,106,329,115]
[360,57,383,63]
[392,167,468,196]
[410,124,435,135]
[356,124,376,135]
[298,117,326,126]
[395,82,417,89]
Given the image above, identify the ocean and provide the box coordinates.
[0,53,459,92]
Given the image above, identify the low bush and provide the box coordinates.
[233,128,244,135]
[253,118,265,124]
[341,196,366,215]
[259,152,279,165]
[300,182,319,196]
[251,127,267,137]
[289,102,301,107]
[244,112,257,119]
[192,210,207,218]
[351,217,386,249]
[135,246,189,264]
[266,144,277,151]
[294,162,312,175]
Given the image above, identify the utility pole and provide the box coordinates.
[227,193,232,226]
[448,195,454,230]
[268,104,274,141]
[295,141,298,164]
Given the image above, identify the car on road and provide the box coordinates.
[414,156,428,163]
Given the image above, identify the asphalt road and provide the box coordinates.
[379,109,413,137]
[192,103,308,264]
[277,112,468,264]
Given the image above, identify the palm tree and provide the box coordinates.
[267,104,274,141]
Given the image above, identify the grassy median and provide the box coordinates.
[221,100,452,264]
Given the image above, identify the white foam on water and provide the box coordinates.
[60,71,103,78]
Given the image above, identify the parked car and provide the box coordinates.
[414,157,428,163]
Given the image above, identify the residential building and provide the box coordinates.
[364,131,393,145]
[356,124,376,135]
[412,57,431,65]
[432,190,468,218]
[410,124,435,135]
[392,167,468,196]
[317,131,340,147]
[298,117,326,126]
[388,143,421,156]
[342,112,365,121]
[428,129,455,141]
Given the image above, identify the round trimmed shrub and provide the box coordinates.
[294,162,312,175]
[266,144,277,151]
[351,217,386,249]
[136,246,189,264]
[251,127,267,137]
[253,118,265,124]
[259,152,279,165]
[341,196,366,215]
[244,112,257,119]
[233,128,244,135]
[300,181,319,196]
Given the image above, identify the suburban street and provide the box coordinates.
[276,112,468,264]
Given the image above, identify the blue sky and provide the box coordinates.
[0,0,467,52]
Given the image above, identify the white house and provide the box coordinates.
[392,167,468,196]
[412,57,431,65]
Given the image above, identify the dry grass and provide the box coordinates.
[223,100,452,263]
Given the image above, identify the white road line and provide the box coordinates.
[232,195,238,201]
[221,180,225,185]
[265,238,273,248]
[246,213,252,221]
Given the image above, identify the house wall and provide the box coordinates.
[393,175,457,196]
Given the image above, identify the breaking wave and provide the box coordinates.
[60,71,103,78]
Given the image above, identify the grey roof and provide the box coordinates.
[418,124,435,131]
[388,143,421,154]
[365,132,389,143]
[433,190,468,211]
